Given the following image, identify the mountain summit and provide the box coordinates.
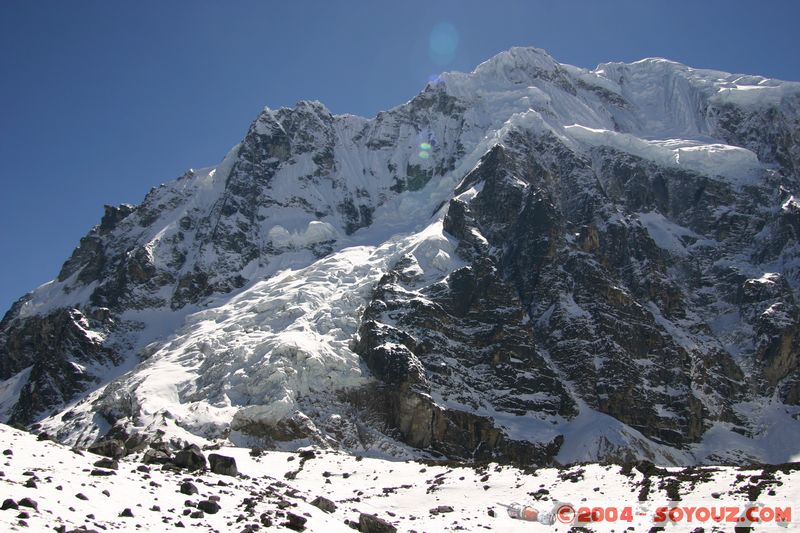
[2,47,800,465]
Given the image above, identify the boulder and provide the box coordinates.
[358,513,396,533]
[179,481,198,495]
[311,495,337,513]
[173,446,206,471]
[208,453,238,476]
[93,458,119,470]
[87,439,126,459]
[197,500,220,514]
[142,449,170,465]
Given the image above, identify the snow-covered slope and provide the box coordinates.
[2,47,800,466]
[1,424,798,532]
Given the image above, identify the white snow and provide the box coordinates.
[712,81,800,107]
[0,367,31,423]
[2,424,799,532]
[566,125,762,187]
[268,221,338,249]
[638,211,700,257]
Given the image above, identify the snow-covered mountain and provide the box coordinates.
[2,47,800,466]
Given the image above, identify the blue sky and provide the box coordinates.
[1,0,799,314]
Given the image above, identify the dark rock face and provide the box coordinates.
[352,246,573,463]
[208,453,238,476]
[353,123,800,462]
[0,308,117,425]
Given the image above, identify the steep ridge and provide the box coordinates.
[2,47,800,465]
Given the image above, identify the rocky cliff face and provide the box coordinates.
[2,47,800,465]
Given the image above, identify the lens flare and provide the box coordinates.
[427,74,443,85]
[419,142,432,151]
[429,22,458,65]
[418,151,431,159]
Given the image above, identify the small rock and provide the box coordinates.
[102,489,110,497]
[76,493,88,501]
[119,508,134,517]
[298,450,316,460]
[90,469,115,476]
[17,511,29,519]
[249,448,264,458]
[190,510,204,519]
[93,458,119,470]
[310,495,337,513]
[285,512,307,531]
[18,498,37,511]
[208,453,238,476]
[24,478,37,489]
[2,449,12,456]
[179,481,198,495]
[1,498,18,510]
[358,513,396,533]
[197,500,220,514]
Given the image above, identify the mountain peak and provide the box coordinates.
[3,47,800,467]
[469,46,561,83]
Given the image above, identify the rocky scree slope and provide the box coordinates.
[2,47,800,466]
[1,423,799,533]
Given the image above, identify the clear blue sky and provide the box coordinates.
[1,0,799,314]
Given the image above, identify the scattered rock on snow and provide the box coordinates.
[17,498,37,511]
[93,458,118,470]
[197,500,220,514]
[311,495,337,513]
[1,498,18,510]
[284,511,307,531]
[358,512,396,533]
[179,481,198,495]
